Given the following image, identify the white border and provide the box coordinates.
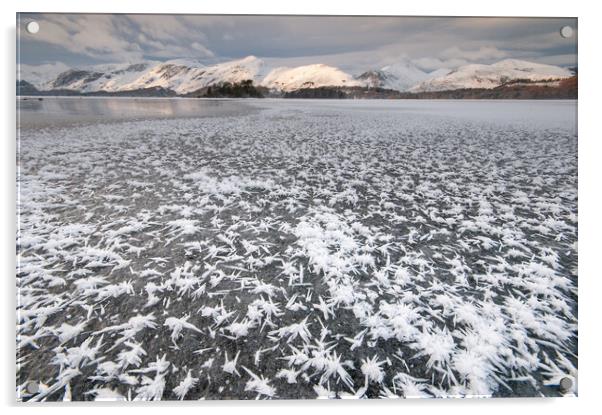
[2,1,601,415]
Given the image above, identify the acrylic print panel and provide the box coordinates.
[16,13,578,401]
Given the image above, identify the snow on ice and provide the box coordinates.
[16,100,577,400]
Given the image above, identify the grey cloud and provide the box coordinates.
[17,14,577,72]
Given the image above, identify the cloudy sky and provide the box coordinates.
[17,14,577,73]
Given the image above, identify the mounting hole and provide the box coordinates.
[559,377,573,392]
[26,21,39,34]
[25,381,39,394]
[560,25,573,39]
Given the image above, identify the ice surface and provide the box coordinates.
[16,99,577,400]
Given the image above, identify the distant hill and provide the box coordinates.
[410,59,573,92]
[281,77,577,100]
[356,57,432,91]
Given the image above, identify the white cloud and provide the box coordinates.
[440,46,508,61]
[409,46,509,71]
[411,57,469,72]
[520,54,578,68]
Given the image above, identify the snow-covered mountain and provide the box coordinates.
[115,56,270,94]
[410,59,573,92]
[262,64,361,91]
[48,62,158,93]
[18,62,71,89]
[18,56,574,95]
[356,58,429,91]
[23,57,270,95]
[20,57,360,94]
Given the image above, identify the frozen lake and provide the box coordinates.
[16,98,577,400]
[18,97,577,131]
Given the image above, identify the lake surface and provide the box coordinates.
[16,98,578,400]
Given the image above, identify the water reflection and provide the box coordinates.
[17,97,252,129]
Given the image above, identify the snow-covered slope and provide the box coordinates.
[29,56,270,95]
[426,68,452,79]
[261,64,361,91]
[379,59,430,91]
[356,58,429,91]
[48,62,157,93]
[118,56,269,94]
[18,62,70,89]
[411,59,572,92]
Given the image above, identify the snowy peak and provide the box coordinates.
[261,64,361,91]
[356,58,428,92]
[117,56,268,94]
[201,56,268,85]
[381,59,426,80]
[411,59,573,92]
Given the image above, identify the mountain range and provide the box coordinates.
[18,56,574,96]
